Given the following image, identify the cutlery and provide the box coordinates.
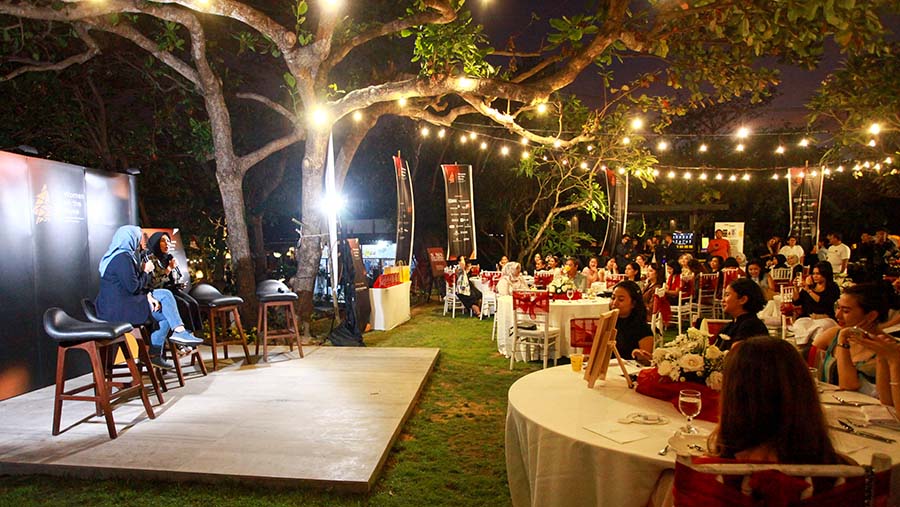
[830,394,878,407]
[832,420,896,444]
[657,444,669,456]
[687,443,705,452]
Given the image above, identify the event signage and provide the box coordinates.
[787,167,824,254]
[427,247,446,278]
[393,154,415,267]
[714,222,745,258]
[600,169,629,257]
[346,238,371,334]
[0,151,136,401]
[440,164,477,260]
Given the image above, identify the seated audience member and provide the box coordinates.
[846,310,900,415]
[641,263,665,310]
[555,257,588,291]
[600,257,619,282]
[545,255,562,276]
[532,253,545,274]
[454,255,482,317]
[648,336,843,507]
[768,253,788,270]
[496,261,529,296]
[792,261,840,319]
[146,231,203,332]
[623,261,642,283]
[754,236,782,265]
[581,256,602,285]
[718,277,768,350]
[664,263,684,305]
[635,254,649,276]
[609,281,653,364]
[722,257,744,275]
[812,283,889,395]
[779,235,805,267]
[496,255,509,271]
[745,259,772,300]
[95,226,202,370]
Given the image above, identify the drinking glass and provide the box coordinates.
[566,288,575,301]
[678,389,702,435]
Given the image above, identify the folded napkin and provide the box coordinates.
[583,422,648,444]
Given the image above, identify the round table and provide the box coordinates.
[505,366,900,507]
[495,295,610,359]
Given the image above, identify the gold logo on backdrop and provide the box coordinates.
[33,184,50,224]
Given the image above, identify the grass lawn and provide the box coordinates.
[0,302,546,506]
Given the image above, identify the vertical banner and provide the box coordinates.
[346,238,371,334]
[393,153,415,267]
[600,170,629,256]
[441,164,477,260]
[325,134,339,315]
[787,168,824,255]
[714,222,745,258]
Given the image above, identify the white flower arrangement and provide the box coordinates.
[547,275,576,294]
[650,327,728,390]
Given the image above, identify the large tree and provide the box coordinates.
[2,0,895,325]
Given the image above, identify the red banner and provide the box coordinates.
[441,164,477,260]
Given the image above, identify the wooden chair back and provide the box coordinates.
[605,273,627,289]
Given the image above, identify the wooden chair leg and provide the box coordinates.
[168,340,186,387]
[288,303,304,358]
[209,309,219,370]
[86,341,117,439]
[52,345,67,436]
[262,304,269,362]
[255,303,263,357]
[120,340,155,421]
[222,310,230,360]
[233,308,251,363]
[136,336,164,405]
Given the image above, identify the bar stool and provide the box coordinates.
[255,280,304,361]
[80,299,164,404]
[189,283,251,370]
[43,308,156,439]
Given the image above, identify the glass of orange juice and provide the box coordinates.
[571,353,584,372]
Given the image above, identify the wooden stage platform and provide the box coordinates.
[0,346,439,493]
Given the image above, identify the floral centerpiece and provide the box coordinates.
[547,275,576,295]
[635,328,726,422]
[651,328,727,390]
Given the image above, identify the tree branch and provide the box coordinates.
[236,92,297,124]
[238,129,305,174]
[1,23,99,82]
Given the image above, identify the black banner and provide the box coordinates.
[787,167,824,255]
[0,151,136,400]
[441,164,477,260]
[600,169,629,257]
[393,154,414,267]
[347,238,371,334]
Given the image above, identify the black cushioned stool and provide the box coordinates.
[189,283,251,370]
[43,308,156,439]
[255,280,304,362]
[81,299,165,404]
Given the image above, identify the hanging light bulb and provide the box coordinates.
[772,173,780,180]
[398,97,408,107]
[500,146,510,156]
[587,145,595,152]
[580,161,589,170]
[698,144,708,153]
[480,141,487,150]
[657,140,669,151]
[868,123,881,135]
[836,166,844,172]
[683,172,692,179]
[617,167,626,175]
[630,117,644,130]
[420,126,430,137]
[699,173,708,180]
[520,137,529,145]
[885,157,893,165]
[742,173,750,181]
[667,170,676,179]
[536,103,548,115]
[736,143,745,152]
[553,139,562,148]
[622,136,631,145]
[736,127,750,139]
[798,138,809,147]
[469,132,477,140]
[810,170,818,177]
[775,145,785,155]
[459,134,467,144]
[715,174,723,180]
[652,169,660,177]
[438,128,446,138]
[729,174,737,181]
[868,139,877,147]
[352,111,363,122]
[521,151,530,160]
[823,168,831,175]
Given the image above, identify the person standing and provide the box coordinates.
[826,232,851,275]
[707,229,731,259]
[778,235,805,267]
[658,233,679,266]
[614,234,633,267]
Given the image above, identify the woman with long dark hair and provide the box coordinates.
[718,277,768,350]
[610,280,653,363]
[792,261,840,319]
[146,231,203,332]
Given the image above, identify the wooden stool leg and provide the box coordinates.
[209,309,219,370]
[255,303,263,357]
[136,337,164,405]
[120,340,155,420]
[86,341,117,439]
[194,348,209,376]
[233,308,251,363]
[222,310,230,360]
[52,345,67,436]
[168,340,186,387]
[262,304,269,362]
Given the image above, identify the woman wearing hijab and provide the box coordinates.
[497,261,529,296]
[95,226,202,369]
[146,231,203,332]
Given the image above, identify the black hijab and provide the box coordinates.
[148,232,173,265]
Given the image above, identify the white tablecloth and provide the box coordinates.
[495,295,610,358]
[506,366,900,507]
[368,281,411,330]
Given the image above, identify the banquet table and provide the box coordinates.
[368,281,411,331]
[505,366,900,507]
[495,295,610,359]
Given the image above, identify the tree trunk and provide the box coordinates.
[291,132,328,325]
[248,213,267,281]
[216,172,258,324]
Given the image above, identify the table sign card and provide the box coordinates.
[584,309,634,389]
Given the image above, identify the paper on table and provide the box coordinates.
[609,359,643,376]
[829,431,868,455]
[862,405,900,430]
[583,422,648,444]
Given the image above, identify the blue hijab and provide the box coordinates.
[99,225,142,276]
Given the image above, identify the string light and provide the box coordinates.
[736,127,750,139]
[652,169,660,177]
[553,139,562,148]
[667,170,676,179]
[729,174,737,181]
[630,117,644,130]
[798,138,809,147]
[580,161,589,169]
[562,159,569,166]
[699,173,708,180]
[480,141,487,150]
[736,143,745,152]
[775,145,785,154]
[657,140,669,151]
[438,128,446,138]
[469,132,477,140]
[520,137,529,145]
[868,123,881,135]
[742,173,750,181]
[617,167,626,175]
[715,174,723,180]
[683,172,692,179]
[536,103,548,115]
[868,139,877,147]
[398,97,408,107]
[622,136,631,145]
[420,126,430,137]
[500,146,510,156]
[587,145,594,152]
[698,144,708,153]
[459,134,467,144]
[352,111,363,122]
[521,151,530,159]
[810,170,818,177]
[772,173,779,180]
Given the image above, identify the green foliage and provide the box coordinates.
[404,10,495,77]
[188,118,213,161]
[546,14,601,49]
[156,21,185,52]
[528,217,595,258]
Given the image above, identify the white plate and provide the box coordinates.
[667,432,710,456]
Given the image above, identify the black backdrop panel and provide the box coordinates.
[28,158,93,380]
[85,169,136,296]
[0,152,137,400]
[0,153,39,399]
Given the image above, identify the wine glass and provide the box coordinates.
[566,288,575,301]
[678,389,702,435]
